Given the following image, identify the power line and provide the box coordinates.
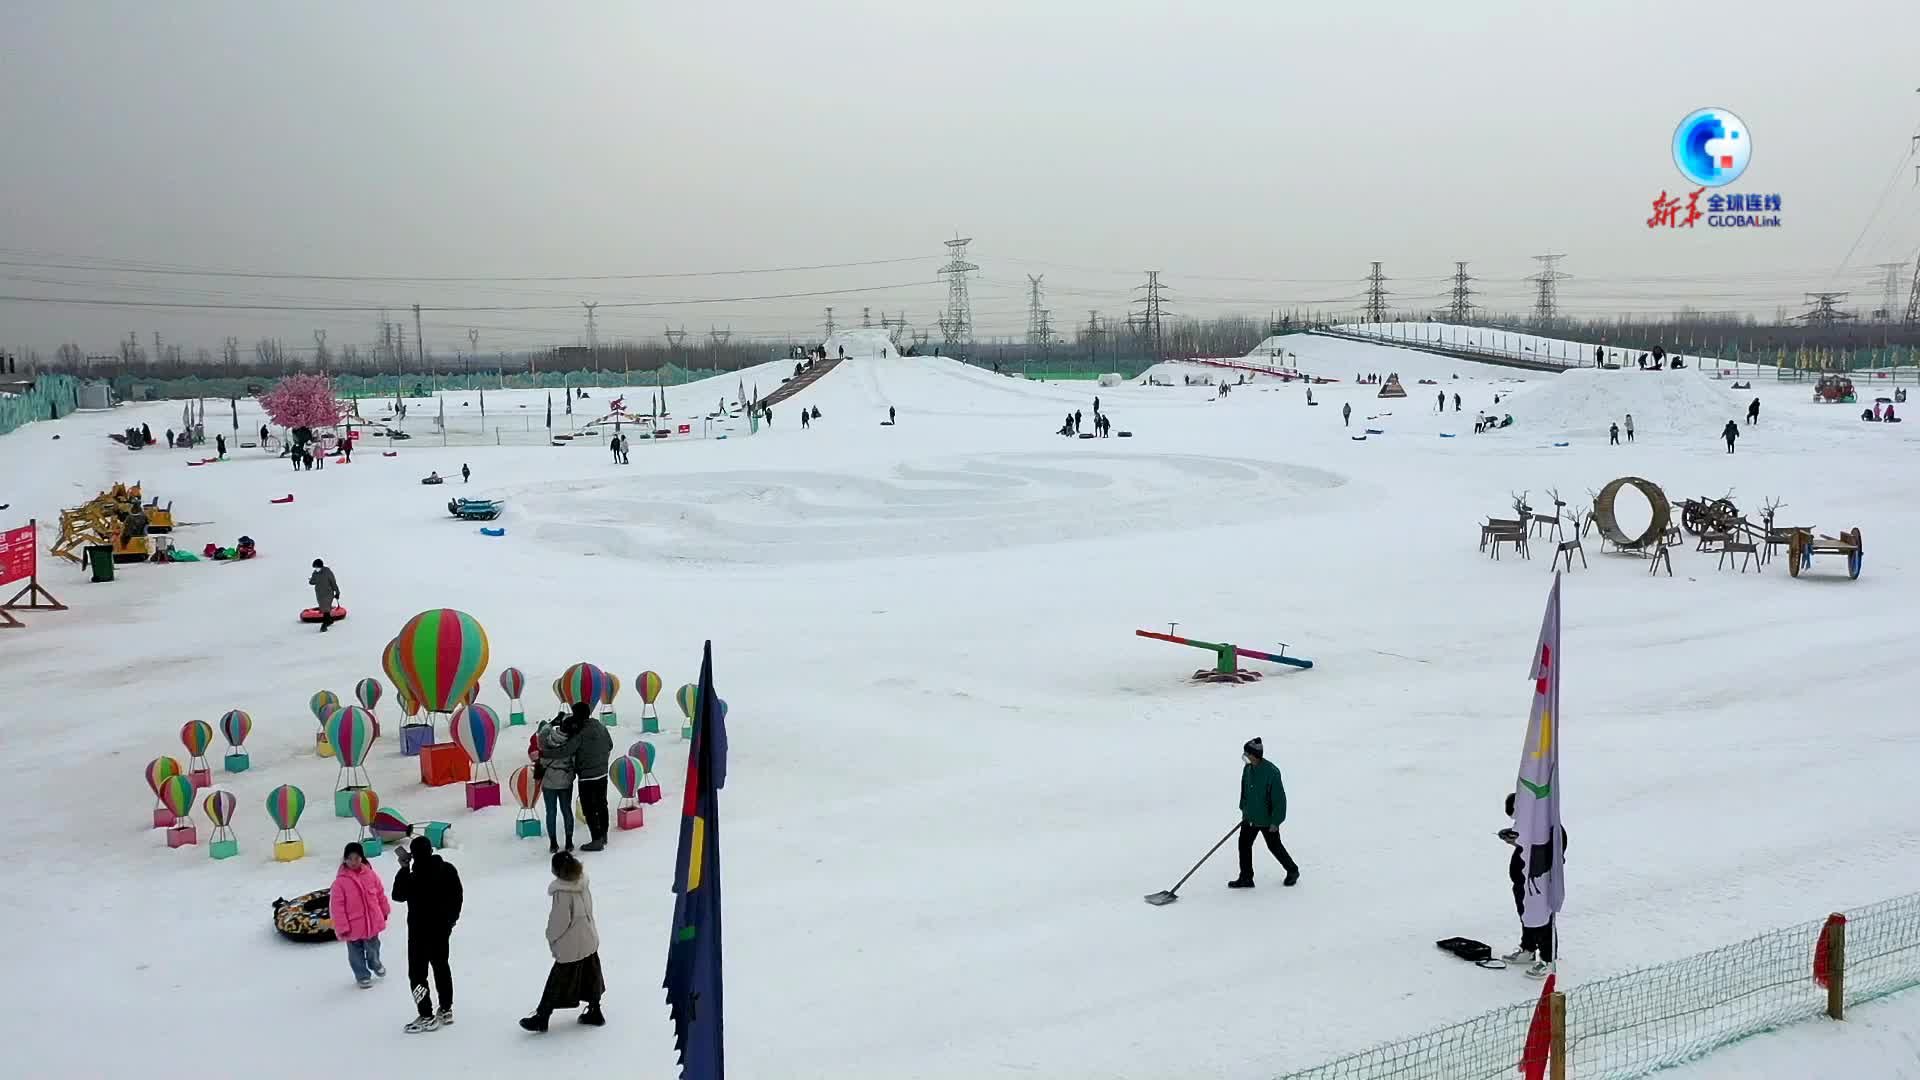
[0,280,937,314]
[0,251,932,284]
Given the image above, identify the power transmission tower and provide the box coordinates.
[1907,255,1920,328]
[1363,262,1389,323]
[708,326,731,347]
[937,235,977,351]
[1026,275,1053,349]
[1084,310,1104,361]
[412,304,426,371]
[823,307,836,338]
[469,328,480,357]
[1794,292,1856,327]
[861,307,873,328]
[1447,261,1475,323]
[1529,253,1569,325]
[582,303,599,351]
[1870,262,1908,321]
[664,326,688,350]
[1132,271,1170,359]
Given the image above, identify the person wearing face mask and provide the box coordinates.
[1228,738,1299,889]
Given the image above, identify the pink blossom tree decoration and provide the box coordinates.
[257,374,344,431]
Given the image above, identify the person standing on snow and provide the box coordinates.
[561,700,613,852]
[1453,392,1462,412]
[461,463,471,484]
[1609,422,1620,446]
[216,434,227,459]
[519,851,607,1032]
[309,559,341,633]
[537,714,577,853]
[393,836,463,1033]
[1624,413,1634,443]
[1342,402,1352,427]
[1501,792,1568,978]
[331,842,392,988]
[1721,419,1739,454]
[889,406,896,425]
[1229,738,1299,889]
[1747,398,1760,426]
[1437,390,1446,413]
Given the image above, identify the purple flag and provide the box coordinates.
[1515,574,1564,926]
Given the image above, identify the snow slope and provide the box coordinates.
[3,349,1918,1078]
[1501,366,1749,439]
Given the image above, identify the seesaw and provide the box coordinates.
[1135,625,1315,684]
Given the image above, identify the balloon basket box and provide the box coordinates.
[515,818,543,840]
[600,711,618,727]
[223,751,251,773]
[209,839,239,861]
[166,823,198,849]
[509,710,526,727]
[400,725,435,757]
[681,726,693,741]
[419,744,471,787]
[421,821,452,849]
[618,806,645,831]
[465,780,501,811]
[315,732,335,758]
[152,808,176,829]
[273,839,305,862]
[335,787,369,817]
[189,767,212,789]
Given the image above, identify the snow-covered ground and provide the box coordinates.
[3,343,1917,1078]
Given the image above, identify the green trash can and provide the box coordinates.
[86,544,115,583]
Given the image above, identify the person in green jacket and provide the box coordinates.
[1230,738,1299,889]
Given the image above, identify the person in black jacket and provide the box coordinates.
[393,836,463,1033]
[1501,792,1567,974]
[552,702,615,852]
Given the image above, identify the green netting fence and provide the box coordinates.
[0,374,81,437]
[1277,891,1920,1080]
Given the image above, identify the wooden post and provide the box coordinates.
[1827,914,1846,1020]
[1549,991,1567,1080]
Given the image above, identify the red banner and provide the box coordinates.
[0,523,35,586]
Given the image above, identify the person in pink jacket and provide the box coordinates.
[331,842,393,988]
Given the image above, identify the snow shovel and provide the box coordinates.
[1143,824,1239,906]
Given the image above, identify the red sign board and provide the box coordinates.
[0,523,35,587]
[677,424,691,435]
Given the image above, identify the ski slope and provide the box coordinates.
[3,347,1918,1079]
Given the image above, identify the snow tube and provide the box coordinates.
[1552,442,1570,447]
[1350,435,1367,441]
[187,461,210,467]
[382,451,399,457]
[421,476,445,485]
[479,527,506,537]
[299,606,348,624]
[1365,428,1385,435]
[272,890,336,943]
[1439,433,1456,438]
[271,495,294,504]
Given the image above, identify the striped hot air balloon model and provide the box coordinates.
[310,690,341,758]
[509,764,543,839]
[179,720,214,789]
[600,671,622,727]
[637,670,664,733]
[203,789,240,860]
[159,774,197,848]
[326,705,377,817]
[499,666,527,726]
[675,682,699,741]
[453,704,504,810]
[146,756,184,828]
[610,754,646,830]
[219,709,253,773]
[347,789,382,852]
[266,784,307,861]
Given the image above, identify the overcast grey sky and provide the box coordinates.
[3,0,1918,356]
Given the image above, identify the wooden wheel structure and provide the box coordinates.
[1679,496,1742,536]
[1591,477,1672,553]
[1786,528,1863,580]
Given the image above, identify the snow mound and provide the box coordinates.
[823,327,899,358]
[1506,368,1745,438]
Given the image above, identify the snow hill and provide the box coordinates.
[1503,366,1748,439]
[822,327,899,358]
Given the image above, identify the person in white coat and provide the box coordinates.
[519,852,605,1031]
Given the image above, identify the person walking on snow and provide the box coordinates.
[1747,397,1760,426]
[1229,738,1299,889]
[1342,402,1352,427]
[394,835,462,1032]
[801,410,810,430]
[309,559,341,633]
[216,434,226,459]
[1609,422,1620,446]
[1624,414,1634,443]
[1721,420,1739,454]
[1501,792,1568,978]
[1453,392,1462,412]
[519,852,607,1032]
[1437,390,1445,413]
[331,842,392,988]
[889,406,896,425]
[461,463,471,484]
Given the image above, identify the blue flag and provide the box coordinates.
[665,640,729,1079]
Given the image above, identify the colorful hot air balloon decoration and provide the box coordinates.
[347,789,382,853]
[310,690,341,758]
[558,662,610,709]
[218,708,253,772]
[179,720,215,788]
[637,670,663,733]
[391,607,491,714]
[509,764,542,839]
[370,806,412,846]
[326,705,377,816]
[452,704,503,809]
[159,774,197,847]
[355,677,385,742]
[203,789,239,860]
[551,677,563,703]
[628,740,663,805]
[499,666,527,725]
[609,754,645,830]
[266,784,307,861]
[675,682,699,740]
[146,756,184,828]
[600,671,622,727]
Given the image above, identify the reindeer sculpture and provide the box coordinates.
[1531,487,1567,542]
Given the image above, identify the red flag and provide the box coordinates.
[1814,913,1846,988]
[1520,973,1556,1080]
